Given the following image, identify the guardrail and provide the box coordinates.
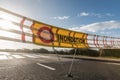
[0,7,120,49]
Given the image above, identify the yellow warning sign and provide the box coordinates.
[31,21,89,48]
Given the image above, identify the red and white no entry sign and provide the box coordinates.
[37,26,54,43]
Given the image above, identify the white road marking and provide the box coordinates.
[12,55,25,59]
[25,54,52,59]
[106,63,120,65]
[37,63,56,71]
[39,55,51,58]
[8,56,14,59]
[0,52,10,55]
[0,55,8,60]
[24,54,37,58]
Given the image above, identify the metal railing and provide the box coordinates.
[0,7,120,49]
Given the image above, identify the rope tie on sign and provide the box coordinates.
[30,21,35,43]
[20,17,26,42]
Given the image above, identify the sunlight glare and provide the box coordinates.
[0,19,14,30]
[0,11,20,22]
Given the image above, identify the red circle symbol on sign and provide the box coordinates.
[37,27,54,43]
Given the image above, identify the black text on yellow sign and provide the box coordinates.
[57,34,85,44]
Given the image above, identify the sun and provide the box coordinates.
[0,11,22,49]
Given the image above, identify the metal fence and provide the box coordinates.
[0,7,120,49]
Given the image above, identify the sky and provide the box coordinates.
[0,0,120,49]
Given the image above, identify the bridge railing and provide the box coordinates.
[0,7,120,49]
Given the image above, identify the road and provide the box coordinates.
[0,52,120,80]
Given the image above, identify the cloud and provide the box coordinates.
[79,12,89,17]
[52,16,70,20]
[91,13,102,18]
[69,20,120,33]
[78,12,114,18]
[106,13,114,17]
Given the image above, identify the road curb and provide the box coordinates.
[61,55,120,63]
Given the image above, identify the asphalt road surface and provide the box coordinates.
[0,52,120,80]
